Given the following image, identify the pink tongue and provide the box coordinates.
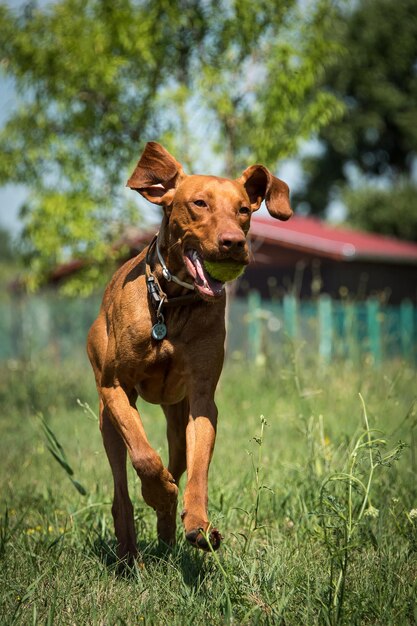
[186,252,223,297]
[194,256,207,283]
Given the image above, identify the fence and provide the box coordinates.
[226,293,416,366]
[0,291,416,365]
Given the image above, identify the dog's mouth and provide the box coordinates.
[184,250,225,299]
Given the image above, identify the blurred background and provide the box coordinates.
[0,0,417,366]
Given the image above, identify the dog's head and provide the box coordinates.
[127,142,292,300]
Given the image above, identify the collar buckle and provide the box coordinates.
[155,237,195,291]
[146,274,162,305]
[162,267,172,282]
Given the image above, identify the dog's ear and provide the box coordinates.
[126,142,186,207]
[237,165,292,220]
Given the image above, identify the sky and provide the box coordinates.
[0,2,30,235]
[0,74,25,235]
[0,0,48,235]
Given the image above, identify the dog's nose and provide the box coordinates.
[218,230,246,254]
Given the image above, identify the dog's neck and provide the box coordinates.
[151,216,195,297]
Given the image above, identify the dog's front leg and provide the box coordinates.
[100,385,178,550]
[182,393,222,551]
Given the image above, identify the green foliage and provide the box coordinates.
[0,227,13,262]
[318,395,406,624]
[0,227,21,295]
[0,0,343,293]
[194,0,344,175]
[39,412,88,496]
[343,184,417,242]
[18,189,137,292]
[297,0,417,226]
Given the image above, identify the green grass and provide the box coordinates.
[0,351,416,625]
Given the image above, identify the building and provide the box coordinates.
[239,214,417,303]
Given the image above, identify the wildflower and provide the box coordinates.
[364,505,379,518]
[283,517,295,531]
[25,524,44,535]
[409,509,417,520]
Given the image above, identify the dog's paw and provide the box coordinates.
[185,527,222,551]
[156,508,177,547]
[115,545,139,573]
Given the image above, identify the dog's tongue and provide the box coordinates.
[184,251,224,298]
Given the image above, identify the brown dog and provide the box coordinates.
[87,142,292,560]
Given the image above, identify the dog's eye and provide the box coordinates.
[193,199,207,208]
[239,206,250,216]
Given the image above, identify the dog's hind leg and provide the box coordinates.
[163,398,189,485]
[100,401,137,563]
[160,398,189,545]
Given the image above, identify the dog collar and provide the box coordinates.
[145,234,200,341]
[155,237,195,291]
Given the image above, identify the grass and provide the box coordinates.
[0,349,416,624]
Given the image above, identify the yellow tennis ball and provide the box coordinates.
[203,260,246,283]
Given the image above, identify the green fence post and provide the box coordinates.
[400,299,414,361]
[283,294,298,339]
[344,303,359,363]
[318,294,333,362]
[366,299,382,366]
[248,290,262,362]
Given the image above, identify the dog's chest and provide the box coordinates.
[130,339,186,405]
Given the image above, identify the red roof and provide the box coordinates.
[250,214,417,264]
[40,214,417,289]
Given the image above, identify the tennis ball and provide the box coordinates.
[203,260,246,283]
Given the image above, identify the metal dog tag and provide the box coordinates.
[151,322,167,341]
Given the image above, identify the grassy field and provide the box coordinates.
[0,349,416,625]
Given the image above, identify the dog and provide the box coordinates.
[87,142,292,560]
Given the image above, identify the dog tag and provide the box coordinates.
[151,322,167,341]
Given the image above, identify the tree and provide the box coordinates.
[181,0,344,176]
[0,227,13,262]
[295,0,417,240]
[342,185,417,243]
[0,0,343,293]
[0,226,19,292]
